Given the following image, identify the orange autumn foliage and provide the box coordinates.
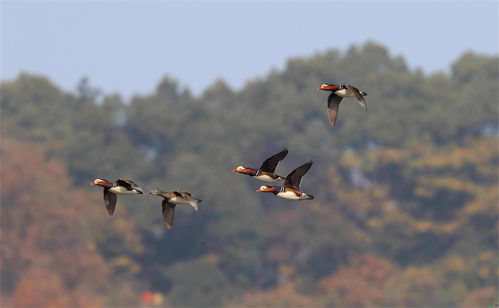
[318,255,394,307]
[1,138,107,307]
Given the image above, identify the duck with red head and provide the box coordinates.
[318,83,367,127]
[90,178,144,216]
[256,161,314,201]
[233,148,288,182]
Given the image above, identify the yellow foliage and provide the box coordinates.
[340,151,362,168]
[441,256,468,273]
[110,256,141,274]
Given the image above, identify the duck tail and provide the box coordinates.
[190,201,200,211]
[306,194,314,200]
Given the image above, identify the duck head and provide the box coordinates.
[90,178,112,187]
[233,166,257,175]
[318,83,339,91]
[149,189,164,195]
[256,185,280,193]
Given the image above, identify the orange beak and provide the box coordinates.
[318,84,337,91]
[233,168,254,174]
[256,186,278,192]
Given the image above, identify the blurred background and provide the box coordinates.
[1,1,498,307]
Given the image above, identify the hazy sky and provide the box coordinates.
[1,1,498,98]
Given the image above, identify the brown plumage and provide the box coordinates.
[233,148,288,182]
[256,161,314,201]
[149,189,202,229]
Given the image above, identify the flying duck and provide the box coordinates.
[149,189,202,229]
[318,83,367,127]
[90,178,144,216]
[233,148,288,182]
[256,160,314,200]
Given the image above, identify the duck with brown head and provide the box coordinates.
[233,148,288,182]
[149,189,202,229]
[256,161,314,201]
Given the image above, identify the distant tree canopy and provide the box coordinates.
[1,42,497,307]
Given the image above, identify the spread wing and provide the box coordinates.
[327,93,343,127]
[173,191,183,197]
[345,85,367,111]
[103,188,117,216]
[259,148,289,172]
[162,199,176,229]
[284,161,313,189]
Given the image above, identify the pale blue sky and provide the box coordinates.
[1,1,498,98]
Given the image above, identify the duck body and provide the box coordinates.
[234,168,285,182]
[256,161,314,201]
[233,148,288,182]
[253,171,284,182]
[90,178,144,216]
[149,189,202,229]
[259,186,313,200]
[277,188,314,200]
[318,83,368,127]
[108,184,144,195]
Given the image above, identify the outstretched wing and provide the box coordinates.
[162,199,176,229]
[346,85,367,111]
[103,188,117,216]
[259,148,289,172]
[327,93,343,127]
[284,161,313,188]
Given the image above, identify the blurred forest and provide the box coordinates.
[1,42,498,307]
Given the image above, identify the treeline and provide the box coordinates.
[1,42,497,307]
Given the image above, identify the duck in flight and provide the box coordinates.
[149,189,202,229]
[90,178,144,215]
[233,148,288,182]
[256,160,314,200]
[318,83,367,127]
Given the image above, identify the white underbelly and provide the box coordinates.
[169,197,190,205]
[109,186,136,194]
[253,174,277,182]
[169,197,198,210]
[335,89,353,98]
[277,191,301,200]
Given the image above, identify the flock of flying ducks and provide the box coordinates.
[91,83,368,229]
